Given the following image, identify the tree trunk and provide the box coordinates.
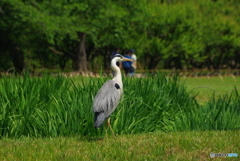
[1,32,25,72]
[145,54,160,70]
[9,43,25,72]
[74,32,88,72]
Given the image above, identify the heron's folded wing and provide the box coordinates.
[93,80,122,118]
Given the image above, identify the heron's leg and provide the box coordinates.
[104,120,109,138]
[107,118,116,139]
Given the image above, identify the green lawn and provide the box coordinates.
[181,76,240,103]
[0,131,239,160]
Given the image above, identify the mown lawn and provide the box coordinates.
[181,76,240,103]
[0,131,239,161]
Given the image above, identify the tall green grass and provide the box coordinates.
[174,90,240,131]
[0,73,239,138]
[0,73,94,137]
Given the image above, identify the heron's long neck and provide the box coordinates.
[111,60,122,85]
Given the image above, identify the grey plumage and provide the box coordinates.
[93,80,122,128]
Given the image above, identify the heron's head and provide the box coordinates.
[113,54,133,62]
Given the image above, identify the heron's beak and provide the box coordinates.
[122,57,133,61]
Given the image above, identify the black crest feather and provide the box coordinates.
[113,54,123,59]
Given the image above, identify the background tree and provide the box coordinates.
[0,0,240,73]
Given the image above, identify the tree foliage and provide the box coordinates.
[0,0,240,72]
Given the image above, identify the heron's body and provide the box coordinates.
[93,54,132,129]
[93,80,122,128]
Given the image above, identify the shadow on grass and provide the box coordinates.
[79,136,105,142]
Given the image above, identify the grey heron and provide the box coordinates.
[93,54,133,138]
